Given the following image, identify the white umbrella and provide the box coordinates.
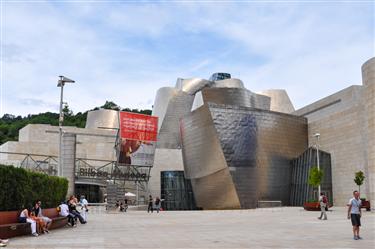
[125,192,136,197]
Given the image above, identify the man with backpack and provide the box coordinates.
[317,192,328,220]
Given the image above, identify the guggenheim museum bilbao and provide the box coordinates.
[0,57,374,209]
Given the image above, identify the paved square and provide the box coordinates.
[5,207,374,249]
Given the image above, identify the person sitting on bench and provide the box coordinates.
[68,196,86,224]
[58,201,75,227]
[18,207,38,236]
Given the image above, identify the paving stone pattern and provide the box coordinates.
[5,207,374,249]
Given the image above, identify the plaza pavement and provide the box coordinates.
[5,206,374,249]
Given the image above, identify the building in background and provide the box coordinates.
[293,57,375,205]
[0,57,373,208]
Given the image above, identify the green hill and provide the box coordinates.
[0,101,152,144]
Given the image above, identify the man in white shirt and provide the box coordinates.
[347,190,362,240]
[79,195,89,222]
[59,202,75,227]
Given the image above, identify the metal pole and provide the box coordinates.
[136,181,139,206]
[58,76,64,177]
[316,135,321,195]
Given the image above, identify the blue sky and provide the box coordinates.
[1,1,374,116]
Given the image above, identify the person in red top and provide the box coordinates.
[317,192,328,220]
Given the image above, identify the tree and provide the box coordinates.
[62,104,73,117]
[354,171,365,194]
[101,101,120,111]
[308,166,324,201]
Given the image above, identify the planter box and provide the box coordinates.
[303,202,333,211]
[360,200,371,211]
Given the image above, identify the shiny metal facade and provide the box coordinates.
[212,78,245,89]
[175,78,213,95]
[157,91,195,149]
[152,87,178,131]
[201,88,270,110]
[85,109,119,129]
[181,103,308,209]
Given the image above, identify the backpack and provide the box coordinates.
[323,196,328,204]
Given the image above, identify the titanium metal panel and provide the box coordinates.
[180,104,228,179]
[258,89,295,113]
[209,104,307,206]
[85,109,119,129]
[190,168,241,209]
[152,87,177,131]
[201,88,271,110]
[212,78,244,89]
[176,78,213,95]
[181,103,307,209]
[157,91,195,149]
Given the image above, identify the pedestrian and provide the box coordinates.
[79,195,89,222]
[154,197,161,213]
[317,192,328,220]
[347,190,362,240]
[147,195,153,213]
[124,198,128,212]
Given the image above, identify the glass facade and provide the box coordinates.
[290,147,333,206]
[75,184,100,203]
[209,73,231,81]
[161,171,197,210]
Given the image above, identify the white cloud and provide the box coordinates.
[1,2,373,116]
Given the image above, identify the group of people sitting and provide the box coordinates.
[58,195,88,227]
[14,195,89,238]
[18,200,53,237]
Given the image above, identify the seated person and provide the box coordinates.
[34,200,52,233]
[0,239,9,247]
[68,195,86,224]
[30,209,47,234]
[58,201,75,227]
[18,207,38,236]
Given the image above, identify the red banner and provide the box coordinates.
[119,112,158,142]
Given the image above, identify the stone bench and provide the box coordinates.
[257,200,282,208]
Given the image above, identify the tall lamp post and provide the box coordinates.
[57,76,75,177]
[314,133,321,195]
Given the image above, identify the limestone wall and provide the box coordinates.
[294,72,373,205]
[362,57,375,203]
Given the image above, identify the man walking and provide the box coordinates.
[147,195,153,213]
[317,192,328,220]
[347,190,362,240]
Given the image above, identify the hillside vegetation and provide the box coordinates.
[0,101,152,144]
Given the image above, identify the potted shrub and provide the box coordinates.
[303,166,323,211]
[354,171,371,211]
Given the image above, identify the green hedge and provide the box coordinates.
[0,165,68,211]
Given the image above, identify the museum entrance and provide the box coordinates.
[161,171,197,210]
[75,184,101,203]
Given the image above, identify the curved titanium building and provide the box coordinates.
[151,73,309,209]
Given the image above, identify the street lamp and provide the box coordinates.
[314,133,321,195]
[57,76,75,177]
